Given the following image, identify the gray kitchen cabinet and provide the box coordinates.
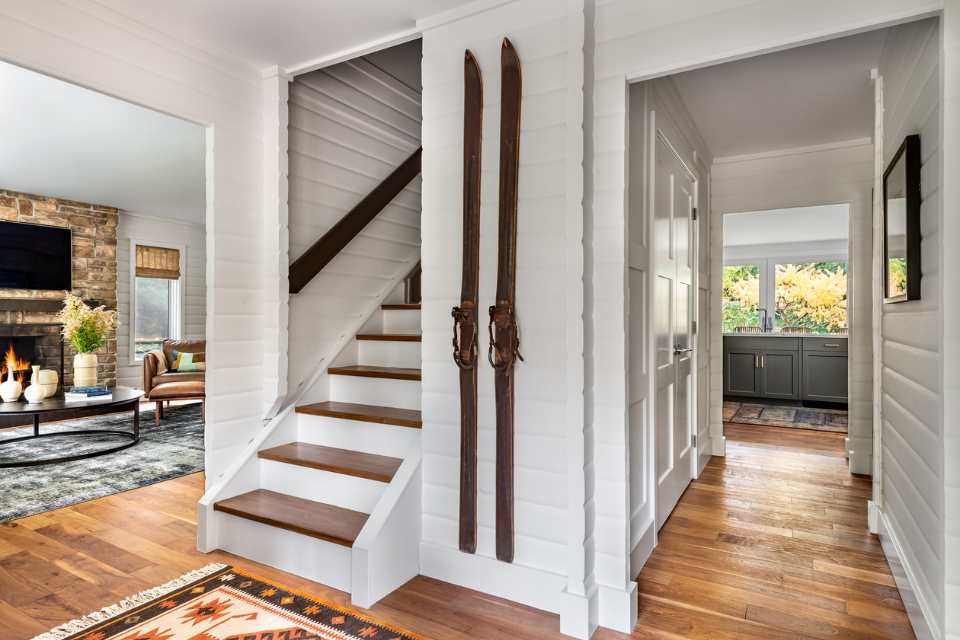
[724,335,844,403]
[759,349,800,400]
[725,348,762,397]
[801,337,848,403]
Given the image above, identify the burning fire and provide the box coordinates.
[0,343,30,383]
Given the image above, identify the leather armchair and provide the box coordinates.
[142,338,206,424]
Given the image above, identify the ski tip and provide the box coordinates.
[502,37,514,51]
[465,49,476,63]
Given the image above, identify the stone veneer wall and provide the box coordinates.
[0,189,118,387]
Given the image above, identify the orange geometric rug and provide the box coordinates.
[32,564,420,640]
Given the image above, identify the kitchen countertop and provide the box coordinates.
[723,332,848,338]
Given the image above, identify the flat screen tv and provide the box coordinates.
[0,220,72,291]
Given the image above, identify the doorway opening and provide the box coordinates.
[624,16,937,640]
[0,57,207,521]
[722,203,851,436]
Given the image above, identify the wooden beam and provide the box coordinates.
[289,147,422,294]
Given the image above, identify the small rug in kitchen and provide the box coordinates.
[723,401,847,433]
[31,563,420,640]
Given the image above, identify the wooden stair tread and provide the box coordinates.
[327,365,421,381]
[296,401,422,428]
[259,442,402,482]
[213,490,368,547]
[381,303,420,310]
[356,333,422,342]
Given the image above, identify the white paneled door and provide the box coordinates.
[654,131,697,529]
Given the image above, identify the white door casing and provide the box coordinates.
[654,130,697,529]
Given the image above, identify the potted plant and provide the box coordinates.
[57,293,118,388]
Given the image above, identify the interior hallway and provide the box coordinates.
[0,425,909,640]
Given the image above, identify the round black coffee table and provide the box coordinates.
[0,387,144,468]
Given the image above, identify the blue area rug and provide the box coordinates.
[0,402,203,522]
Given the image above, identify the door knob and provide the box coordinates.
[673,346,693,354]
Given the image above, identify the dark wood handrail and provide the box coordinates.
[289,147,422,294]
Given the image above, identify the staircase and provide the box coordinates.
[203,302,422,607]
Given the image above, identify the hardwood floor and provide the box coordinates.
[0,423,911,639]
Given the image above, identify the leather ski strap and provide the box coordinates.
[453,49,483,554]
[491,37,522,563]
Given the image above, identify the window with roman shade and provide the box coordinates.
[135,245,180,279]
[133,244,182,360]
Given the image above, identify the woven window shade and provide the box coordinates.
[136,245,180,279]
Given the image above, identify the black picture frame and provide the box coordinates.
[882,134,921,303]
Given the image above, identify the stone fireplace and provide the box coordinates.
[0,189,118,387]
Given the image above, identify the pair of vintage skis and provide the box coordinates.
[452,39,522,563]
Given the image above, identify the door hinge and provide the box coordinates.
[692,207,698,221]
[691,433,697,447]
[692,320,697,334]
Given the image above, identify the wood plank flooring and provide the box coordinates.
[0,423,911,639]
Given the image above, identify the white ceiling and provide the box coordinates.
[724,205,849,247]
[0,60,205,224]
[95,0,477,71]
[671,29,887,158]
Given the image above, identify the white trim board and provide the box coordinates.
[878,509,939,640]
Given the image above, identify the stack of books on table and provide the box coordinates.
[64,386,112,401]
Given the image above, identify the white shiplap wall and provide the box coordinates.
[0,2,268,483]
[941,5,960,640]
[116,213,206,389]
[287,44,422,396]
[712,141,875,475]
[876,18,944,639]
[418,1,590,634]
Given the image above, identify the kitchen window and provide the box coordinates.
[133,244,182,360]
[723,258,848,335]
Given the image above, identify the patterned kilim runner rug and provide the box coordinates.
[32,563,420,640]
[723,401,847,433]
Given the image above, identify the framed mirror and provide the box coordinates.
[883,134,921,303]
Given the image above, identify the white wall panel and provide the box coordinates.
[418,0,589,635]
[287,48,422,396]
[877,17,944,638]
[116,213,206,389]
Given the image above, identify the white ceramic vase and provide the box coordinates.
[73,352,98,388]
[37,369,59,399]
[23,383,45,404]
[0,368,22,402]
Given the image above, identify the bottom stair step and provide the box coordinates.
[214,489,368,547]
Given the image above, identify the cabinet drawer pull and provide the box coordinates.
[823,343,841,348]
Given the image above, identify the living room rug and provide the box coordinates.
[723,401,848,433]
[0,403,203,522]
[32,563,420,640]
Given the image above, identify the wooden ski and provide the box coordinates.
[489,37,522,563]
[452,49,483,554]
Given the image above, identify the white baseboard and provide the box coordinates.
[712,434,727,457]
[559,583,598,639]
[598,582,637,634]
[419,542,567,623]
[867,500,880,534]
[630,519,656,577]
[877,509,940,640]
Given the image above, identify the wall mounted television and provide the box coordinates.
[0,220,72,291]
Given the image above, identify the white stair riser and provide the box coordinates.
[259,459,386,514]
[357,340,421,368]
[297,413,420,458]
[330,375,421,410]
[215,512,353,592]
[382,309,421,333]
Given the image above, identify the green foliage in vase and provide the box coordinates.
[56,293,119,354]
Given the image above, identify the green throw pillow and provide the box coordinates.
[171,351,198,372]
